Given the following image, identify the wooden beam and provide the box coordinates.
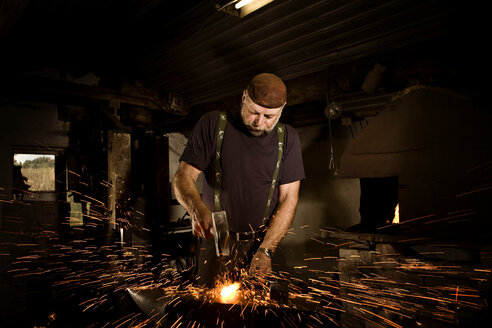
[0,75,180,113]
[108,131,131,231]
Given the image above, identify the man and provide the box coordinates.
[172,73,305,287]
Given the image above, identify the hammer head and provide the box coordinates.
[212,211,230,257]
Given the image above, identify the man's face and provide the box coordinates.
[240,91,285,137]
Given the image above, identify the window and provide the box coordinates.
[13,153,56,200]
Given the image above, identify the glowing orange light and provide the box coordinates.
[220,282,240,302]
[392,203,399,224]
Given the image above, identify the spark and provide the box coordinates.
[2,182,489,328]
[399,237,430,243]
[336,241,356,247]
[456,186,492,197]
[425,212,477,224]
[357,307,403,328]
[309,237,325,244]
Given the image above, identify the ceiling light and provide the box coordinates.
[235,0,253,9]
[216,0,275,18]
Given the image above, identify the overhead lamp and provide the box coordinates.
[216,0,275,18]
[234,0,253,9]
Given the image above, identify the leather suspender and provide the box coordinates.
[214,111,285,226]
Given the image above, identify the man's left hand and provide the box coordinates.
[249,251,271,275]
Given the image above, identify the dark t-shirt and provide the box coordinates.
[180,110,305,232]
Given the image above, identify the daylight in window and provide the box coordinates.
[13,153,56,192]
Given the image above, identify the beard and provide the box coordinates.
[244,124,268,137]
[240,106,281,137]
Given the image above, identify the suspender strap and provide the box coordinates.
[263,123,285,225]
[214,112,227,211]
[214,112,285,225]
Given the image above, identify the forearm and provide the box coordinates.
[173,169,206,215]
[249,181,300,274]
[260,184,299,251]
[172,162,212,238]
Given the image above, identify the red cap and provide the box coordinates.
[246,73,287,108]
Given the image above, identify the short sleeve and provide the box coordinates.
[179,111,220,171]
[279,125,305,184]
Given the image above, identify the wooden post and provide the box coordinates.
[108,131,131,231]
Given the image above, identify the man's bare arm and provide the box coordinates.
[250,180,300,273]
[172,161,212,239]
[261,180,300,249]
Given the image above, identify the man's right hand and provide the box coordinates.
[191,204,213,239]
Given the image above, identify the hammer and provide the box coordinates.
[212,211,230,257]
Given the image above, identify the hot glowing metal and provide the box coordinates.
[219,282,240,303]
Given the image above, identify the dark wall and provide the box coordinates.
[278,120,362,268]
[0,102,69,197]
[0,102,69,325]
[341,88,492,241]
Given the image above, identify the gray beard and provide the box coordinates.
[246,127,268,137]
[240,106,281,137]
